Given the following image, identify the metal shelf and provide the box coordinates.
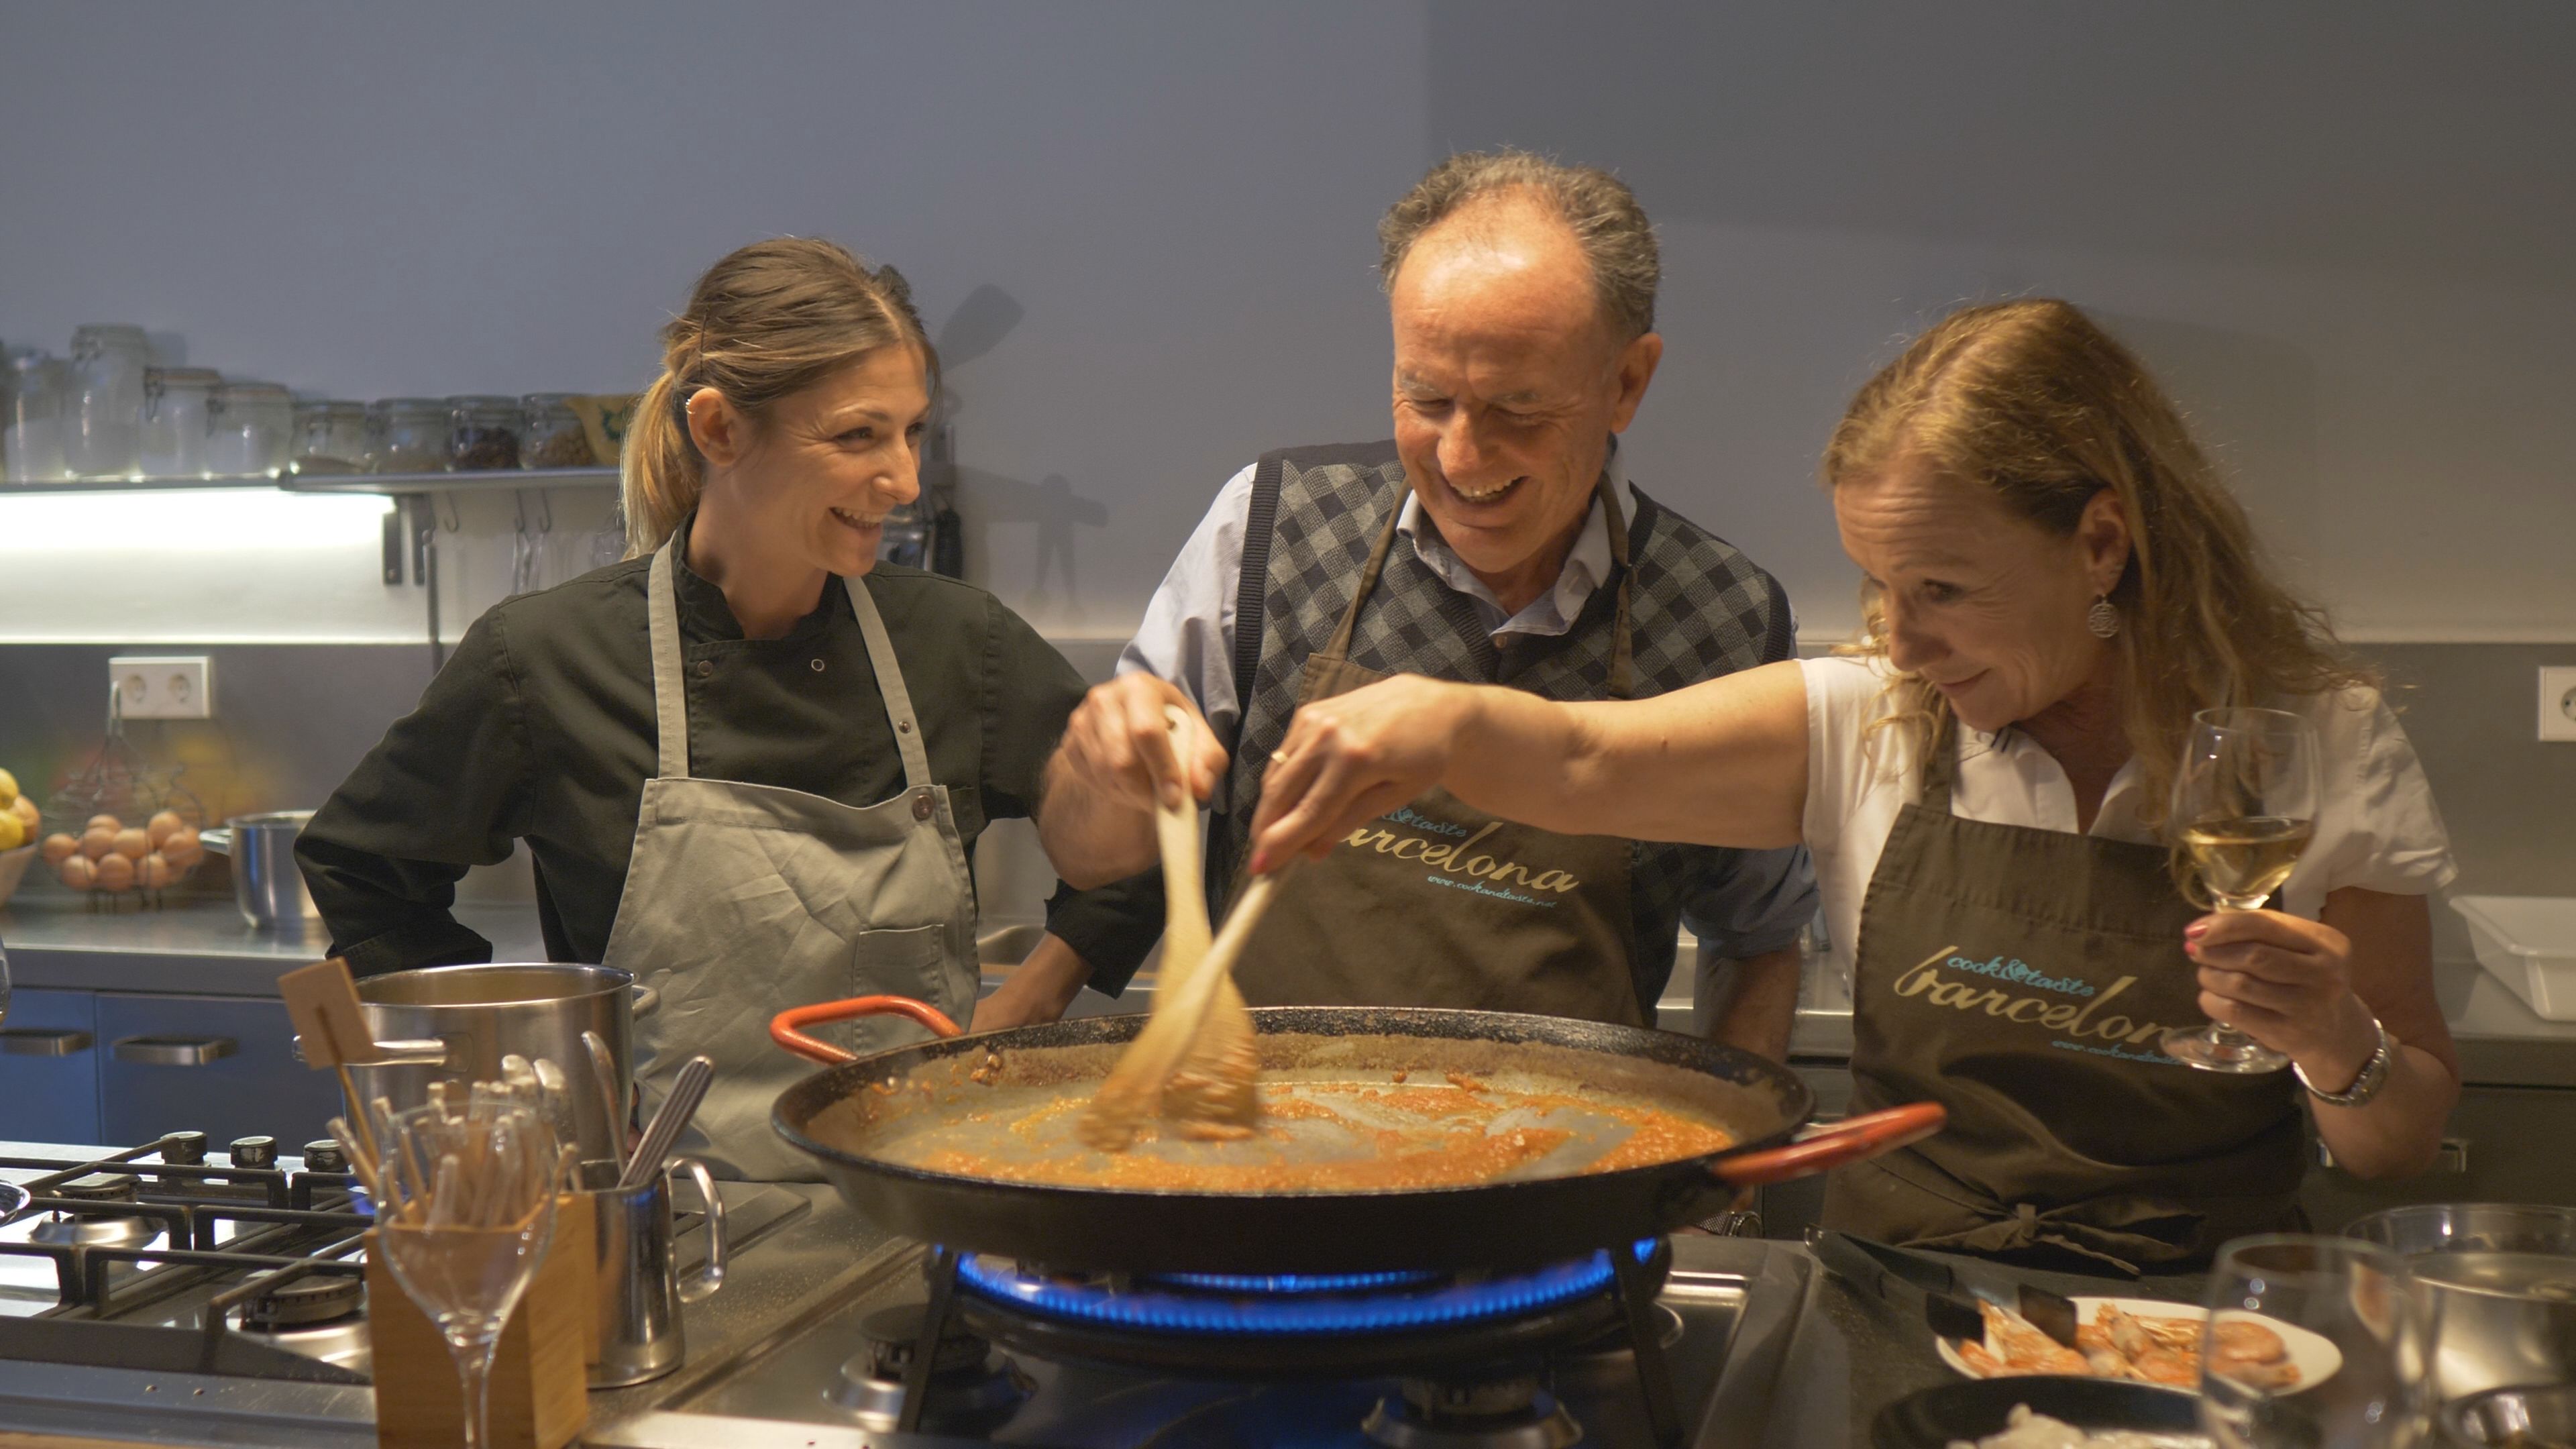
[283,466,619,495]
[0,467,619,497]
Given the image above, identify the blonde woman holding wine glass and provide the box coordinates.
[1230,300,2461,1275]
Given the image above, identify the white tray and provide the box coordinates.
[2452,896,2576,1022]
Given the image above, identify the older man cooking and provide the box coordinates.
[990,150,1815,1051]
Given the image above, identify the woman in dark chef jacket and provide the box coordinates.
[1225,300,2461,1273]
[297,238,1089,1181]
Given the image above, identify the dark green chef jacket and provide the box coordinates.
[299,522,1093,977]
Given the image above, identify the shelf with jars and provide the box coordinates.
[4,338,633,498]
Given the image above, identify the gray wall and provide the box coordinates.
[0,6,2568,942]
[3,2,2572,642]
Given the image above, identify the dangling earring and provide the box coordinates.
[2086,595,2121,639]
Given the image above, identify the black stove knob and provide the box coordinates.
[228,1136,279,1169]
[159,1131,208,1166]
[301,1140,347,1173]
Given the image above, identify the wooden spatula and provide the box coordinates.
[1078,708,1275,1150]
[1153,716,1263,1139]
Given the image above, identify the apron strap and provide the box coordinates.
[843,575,934,792]
[1320,494,1407,659]
[1917,713,1962,815]
[1597,474,1635,702]
[645,544,693,781]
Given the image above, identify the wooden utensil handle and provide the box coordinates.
[1707,1102,1947,1188]
[769,996,963,1065]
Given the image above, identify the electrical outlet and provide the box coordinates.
[109,655,214,720]
[2541,666,2576,743]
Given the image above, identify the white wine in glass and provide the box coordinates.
[2163,707,2322,1073]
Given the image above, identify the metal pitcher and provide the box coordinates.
[577,1156,724,1387]
[316,963,659,1167]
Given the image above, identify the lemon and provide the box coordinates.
[0,769,18,812]
[0,811,26,852]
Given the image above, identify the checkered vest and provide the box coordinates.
[1210,440,1797,1006]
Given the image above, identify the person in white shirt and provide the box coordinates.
[1226,298,2461,1273]
[1014,150,1816,1048]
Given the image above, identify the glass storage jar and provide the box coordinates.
[446,395,521,470]
[67,323,151,479]
[5,350,73,483]
[368,398,450,473]
[206,380,293,476]
[290,399,370,474]
[140,368,221,478]
[518,393,594,469]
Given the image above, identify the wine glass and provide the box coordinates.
[2163,706,2322,1073]
[2199,1235,2427,1449]
[374,1099,559,1449]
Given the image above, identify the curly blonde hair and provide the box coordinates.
[1823,299,2373,833]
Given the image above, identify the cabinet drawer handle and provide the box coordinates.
[110,1036,239,1067]
[1,1028,95,1057]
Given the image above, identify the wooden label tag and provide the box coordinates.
[277,957,382,1068]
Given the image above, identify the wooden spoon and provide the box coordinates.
[1153,716,1262,1140]
[1078,707,1273,1150]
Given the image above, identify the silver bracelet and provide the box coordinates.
[2296,1015,2394,1108]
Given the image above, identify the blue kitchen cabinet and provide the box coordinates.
[94,992,342,1149]
[0,987,103,1144]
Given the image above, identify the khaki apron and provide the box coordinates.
[602,544,980,1181]
[1230,479,1644,1027]
[1819,725,2306,1275]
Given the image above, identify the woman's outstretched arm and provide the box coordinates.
[1248,660,1812,873]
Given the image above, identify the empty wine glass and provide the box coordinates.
[2200,1235,2427,1449]
[374,1099,559,1449]
[2163,706,2322,1073]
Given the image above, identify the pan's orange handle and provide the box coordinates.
[1708,1102,1946,1189]
[769,996,963,1065]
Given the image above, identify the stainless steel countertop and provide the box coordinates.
[12,894,2572,1088]
[0,897,549,996]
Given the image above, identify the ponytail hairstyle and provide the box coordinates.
[622,237,934,557]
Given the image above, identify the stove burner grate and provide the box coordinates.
[955,1240,1657,1338]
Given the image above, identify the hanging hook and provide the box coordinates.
[535,489,552,534]
[437,490,461,533]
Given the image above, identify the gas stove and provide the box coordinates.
[606,1232,1811,1448]
[0,1136,1811,1448]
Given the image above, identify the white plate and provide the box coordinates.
[1935,1296,2343,1394]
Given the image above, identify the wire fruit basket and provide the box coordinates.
[36,686,209,910]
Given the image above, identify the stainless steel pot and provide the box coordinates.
[2443,1382,2576,1447]
[197,811,319,931]
[326,963,660,1167]
[2347,1202,2576,1403]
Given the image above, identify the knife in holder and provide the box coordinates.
[1809,1229,2080,1349]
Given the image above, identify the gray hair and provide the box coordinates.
[1377,150,1660,341]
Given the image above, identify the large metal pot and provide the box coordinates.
[333,963,660,1167]
[2347,1202,2576,1402]
[197,810,320,931]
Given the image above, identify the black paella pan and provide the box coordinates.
[770,994,1943,1275]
